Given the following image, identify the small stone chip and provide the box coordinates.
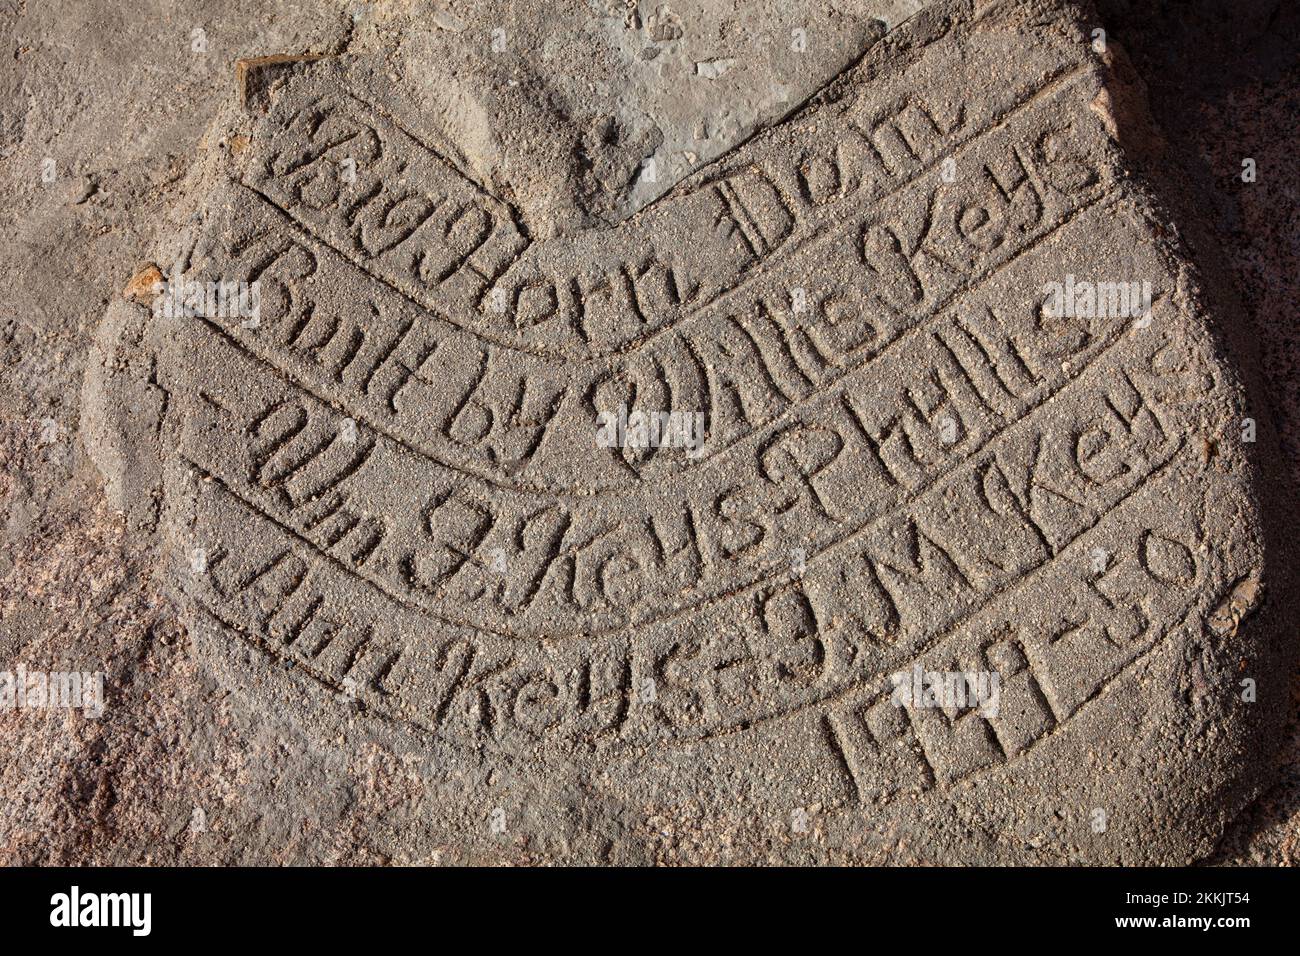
[122,264,163,305]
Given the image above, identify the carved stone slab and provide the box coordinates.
[83,0,1286,863]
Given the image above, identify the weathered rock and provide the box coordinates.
[82,0,1290,863]
[122,263,164,306]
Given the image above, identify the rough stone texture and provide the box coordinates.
[2,0,1296,865]
[1091,0,1300,866]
